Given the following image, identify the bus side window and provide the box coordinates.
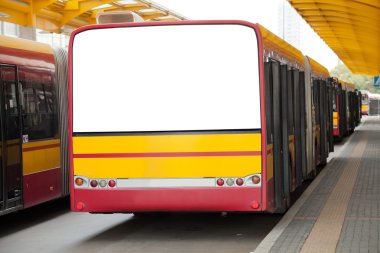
[21,71,57,140]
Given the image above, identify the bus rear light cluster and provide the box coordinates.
[216,178,245,187]
[215,174,261,187]
[89,179,117,188]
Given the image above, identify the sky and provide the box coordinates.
[154,0,340,71]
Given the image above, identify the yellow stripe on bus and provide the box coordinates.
[333,111,338,126]
[23,139,60,175]
[73,133,262,178]
[73,133,262,153]
[74,155,261,178]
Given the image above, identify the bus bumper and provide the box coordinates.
[72,187,262,212]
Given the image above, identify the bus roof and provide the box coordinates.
[258,24,305,70]
[306,56,330,78]
[0,35,53,55]
[0,35,54,68]
[340,81,356,90]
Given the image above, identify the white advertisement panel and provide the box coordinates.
[72,24,261,132]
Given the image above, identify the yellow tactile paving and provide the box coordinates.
[300,133,368,253]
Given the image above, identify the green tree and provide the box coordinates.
[330,64,377,93]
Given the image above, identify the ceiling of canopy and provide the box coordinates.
[288,0,379,75]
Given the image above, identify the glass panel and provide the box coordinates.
[73,24,261,133]
[21,73,57,140]
[4,21,18,37]
[1,67,22,200]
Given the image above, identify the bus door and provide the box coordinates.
[0,65,22,214]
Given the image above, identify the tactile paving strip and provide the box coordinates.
[267,118,372,253]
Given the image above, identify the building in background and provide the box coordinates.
[277,0,301,49]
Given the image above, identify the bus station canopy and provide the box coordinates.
[1,0,378,76]
[288,0,380,76]
[0,0,186,34]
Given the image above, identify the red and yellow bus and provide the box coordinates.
[332,79,360,139]
[0,35,68,215]
[69,20,340,213]
[361,90,369,115]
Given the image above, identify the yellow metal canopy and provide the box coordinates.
[0,0,186,34]
[288,0,380,76]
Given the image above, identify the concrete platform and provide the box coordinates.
[254,116,380,253]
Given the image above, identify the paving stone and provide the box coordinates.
[267,117,380,253]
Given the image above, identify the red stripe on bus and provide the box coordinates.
[73,151,262,158]
[23,143,60,152]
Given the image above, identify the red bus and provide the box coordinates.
[0,35,68,215]
[361,90,369,115]
[69,19,337,213]
[332,79,360,140]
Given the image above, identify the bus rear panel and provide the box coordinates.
[70,21,267,212]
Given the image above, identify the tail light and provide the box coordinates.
[75,177,84,186]
[90,180,98,188]
[108,180,116,188]
[236,178,244,186]
[226,178,234,186]
[252,175,261,184]
[216,178,224,186]
[99,179,107,188]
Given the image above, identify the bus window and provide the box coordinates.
[21,72,57,140]
[361,94,368,105]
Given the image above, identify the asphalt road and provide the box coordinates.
[0,198,282,253]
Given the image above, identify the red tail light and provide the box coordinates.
[90,180,98,187]
[236,178,244,186]
[108,180,116,188]
[216,178,224,186]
